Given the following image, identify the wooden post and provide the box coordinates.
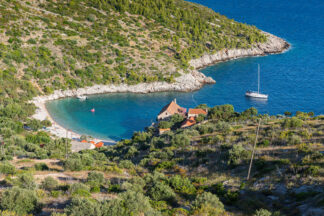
[247,118,261,181]
[65,129,68,159]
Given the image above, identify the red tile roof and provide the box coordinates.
[95,142,104,148]
[181,116,196,128]
[158,101,187,116]
[159,128,171,135]
[188,108,207,116]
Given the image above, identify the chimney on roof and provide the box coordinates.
[173,98,177,104]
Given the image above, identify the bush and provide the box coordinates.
[41,177,58,191]
[64,158,83,171]
[65,197,101,216]
[86,171,104,188]
[0,162,16,175]
[14,173,36,189]
[69,183,91,197]
[158,121,172,129]
[34,163,49,171]
[0,187,39,215]
[228,144,250,166]
[254,209,272,216]
[148,181,176,201]
[208,104,234,120]
[281,117,303,128]
[191,192,224,216]
[169,175,196,194]
[101,191,158,215]
[119,160,135,169]
[306,165,320,176]
[171,134,190,148]
[87,171,104,184]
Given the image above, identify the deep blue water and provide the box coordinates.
[46,0,324,141]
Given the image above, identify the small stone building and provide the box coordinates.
[187,108,208,118]
[157,99,187,120]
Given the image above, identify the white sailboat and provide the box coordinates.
[245,64,268,99]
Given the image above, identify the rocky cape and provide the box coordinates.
[190,32,290,69]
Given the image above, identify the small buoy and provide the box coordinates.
[91,108,95,113]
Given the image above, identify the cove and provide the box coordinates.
[46,0,324,141]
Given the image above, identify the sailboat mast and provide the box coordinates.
[258,64,260,93]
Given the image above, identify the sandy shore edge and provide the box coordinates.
[31,32,289,141]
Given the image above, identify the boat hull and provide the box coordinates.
[245,91,268,99]
[77,95,87,100]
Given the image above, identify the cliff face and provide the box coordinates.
[190,32,290,69]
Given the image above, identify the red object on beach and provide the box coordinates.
[91,108,95,113]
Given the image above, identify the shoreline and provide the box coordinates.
[31,31,289,141]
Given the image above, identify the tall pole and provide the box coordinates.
[65,129,68,159]
[258,64,260,93]
[247,118,261,180]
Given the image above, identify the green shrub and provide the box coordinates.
[64,158,83,171]
[87,171,104,183]
[13,173,36,189]
[158,121,172,129]
[51,190,62,198]
[306,165,320,176]
[0,187,39,215]
[0,162,16,175]
[169,175,196,194]
[281,117,303,128]
[254,209,272,216]
[119,160,135,169]
[227,144,250,166]
[65,197,101,216]
[34,163,49,171]
[171,134,190,148]
[69,183,91,197]
[191,192,224,216]
[41,177,58,191]
[148,181,175,201]
[101,191,158,215]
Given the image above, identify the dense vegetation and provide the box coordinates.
[0,0,266,94]
[0,0,268,172]
[0,0,322,215]
[0,103,323,215]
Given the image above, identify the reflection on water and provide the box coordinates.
[245,97,268,105]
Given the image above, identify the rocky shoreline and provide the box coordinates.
[190,32,290,69]
[31,31,289,139]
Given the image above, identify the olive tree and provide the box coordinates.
[1,187,39,215]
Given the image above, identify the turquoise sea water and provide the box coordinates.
[46,0,324,141]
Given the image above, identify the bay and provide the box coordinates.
[46,0,324,141]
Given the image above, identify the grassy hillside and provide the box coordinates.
[0,0,266,95]
[0,105,323,215]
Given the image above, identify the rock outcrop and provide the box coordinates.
[190,32,290,69]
